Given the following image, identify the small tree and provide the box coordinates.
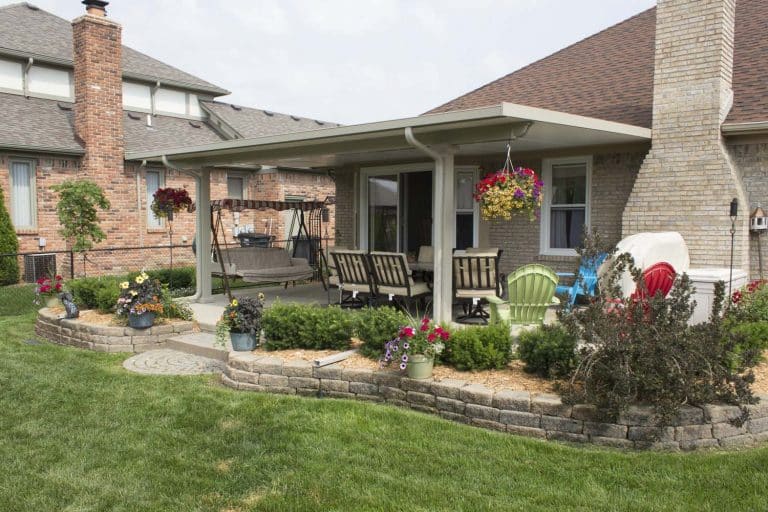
[51,180,110,252]
[0,183,19,285]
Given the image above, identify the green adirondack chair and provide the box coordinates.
[487,264,560,325]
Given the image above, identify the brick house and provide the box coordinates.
[127,0,767,322]
[0,1,336,279]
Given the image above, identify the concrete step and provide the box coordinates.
[165,332,229,362]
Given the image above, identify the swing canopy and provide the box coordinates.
[189,197,334,213]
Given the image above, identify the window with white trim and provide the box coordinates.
[122,81,152,111]
[9,160,36,230]
[146,169,165,229]
[0,58,22,91]
[540,157,591,256]
[27,65,72,99]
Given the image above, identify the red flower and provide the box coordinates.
[427,333,436,342]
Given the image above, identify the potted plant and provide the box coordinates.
[381,316,450,379]
[151,187,192,222]
[34,274,64,308]
[216,294,265,351]
[474,164,543,221]
[116,272,164,329]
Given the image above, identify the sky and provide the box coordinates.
[4,0,656,125]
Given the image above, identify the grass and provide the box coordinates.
[1,314,768,511]
[0,284,38,316]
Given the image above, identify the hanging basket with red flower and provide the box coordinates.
[151,187,192,221]
[473,149,543,221]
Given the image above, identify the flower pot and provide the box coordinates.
[230,331,258,351]
[406,354,434,379]
[128,311,156,329]
[45,296,60,309]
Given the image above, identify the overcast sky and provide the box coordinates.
[6,0,656,125]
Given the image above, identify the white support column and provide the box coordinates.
[196,167,213,303]
[432,153,455,324]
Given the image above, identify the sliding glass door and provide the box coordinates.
[367,175,398,252]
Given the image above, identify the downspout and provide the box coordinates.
[404,127,454,324]
[23,57,33,98]
[161,155,204,302]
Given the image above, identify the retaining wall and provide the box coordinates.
[224,352,768,451]
[35,308,195,353]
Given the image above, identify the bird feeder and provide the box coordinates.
[750,206,768,232]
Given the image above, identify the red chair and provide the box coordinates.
[631,262,676,301]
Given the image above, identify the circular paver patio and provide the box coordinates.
[123,349,226,375]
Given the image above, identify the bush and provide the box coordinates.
[0,184,19,285]
[129,266,195,292]
[444,323,513,371]
[517,325,578,378]
[352,306,410,359]
[561,249,756,425]
[726,281,768,369]
[262,303,352,351]
[68,276,121,313]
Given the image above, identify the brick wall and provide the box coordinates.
[728,142,768,279]
[622,0,749,270]
[334,167,356,249]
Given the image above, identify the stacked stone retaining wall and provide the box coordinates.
[35,308,194,353]
[224,352,768,451]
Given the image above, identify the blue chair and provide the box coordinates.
[555,253,607,308]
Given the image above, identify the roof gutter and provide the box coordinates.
[0,143,84,156]
[721,122,768,136]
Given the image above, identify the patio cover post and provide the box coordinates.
[195,167,213,302]
[432,152,455,324]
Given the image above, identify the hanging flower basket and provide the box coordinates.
[474,152,543,221]
[151,187,192,220]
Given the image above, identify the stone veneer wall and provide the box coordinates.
[35,308,194,353]
[223,352,768,451]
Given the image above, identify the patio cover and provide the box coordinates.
[126,102,651,322]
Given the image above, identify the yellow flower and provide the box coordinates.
[120,281,129,289]
[130,290,138,296]
[135,276,145,284]
[140,272,149,280]
[257,293,265,302]
[231,299,238,307]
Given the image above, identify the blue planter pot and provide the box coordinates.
[128,311,156,329]
[230,331,258,351]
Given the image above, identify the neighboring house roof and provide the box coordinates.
[0,92,82,154]
[202,101,340,138]
[428,1,768,127]
[0,2,229,95]
[123,111,226,154]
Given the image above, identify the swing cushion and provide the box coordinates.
[226,247,315,283]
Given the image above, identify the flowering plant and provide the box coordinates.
[34,274,64,305]
[216,294,265,346]
[381,316,450,370]
[116,272,164,316]
[731,279,767,305]
[474,166,543,221]
[150,187,192,219]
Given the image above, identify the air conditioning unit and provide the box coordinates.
[23,253,56,283]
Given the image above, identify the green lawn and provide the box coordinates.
[2,314,768,511]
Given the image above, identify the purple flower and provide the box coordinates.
[513,188,525,199]
[399,362,407,370]
[401,354,408,363]
[392,345,399,352]
[402,342,409,350]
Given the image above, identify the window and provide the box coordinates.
[155,88,187,115]
[0,58,22,91]
[227,175,245,200]
[122,81,152,110]
[9,160,35,229]
[27,65,72,99]
[146,169,165,229]
[187,93,201,117]
[455,169,478,250]
[540,157,591,256]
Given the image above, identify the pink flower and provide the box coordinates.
[427,333,436,343]
[400,327,415,338]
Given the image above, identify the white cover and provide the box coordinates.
[602,232,690,297]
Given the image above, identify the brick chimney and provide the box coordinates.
[72,0,124,178]
[622,0,748,269]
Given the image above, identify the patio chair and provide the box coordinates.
[367,251,431,311]
[488,264,559,325]
[555,253,608,308]
[329,249,375,307]
[631,262,676,301]
[452,249,501,323]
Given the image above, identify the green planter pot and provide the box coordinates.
[230,331,258,351]
[406,354,434,379]
[45,296,60,309]
[128,311,156,329]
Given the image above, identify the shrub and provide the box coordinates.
[51,180,110,252]
[262,303,352,351]
[444,323,513,371]
[129,266,195,292]
[68,276,121,313]
[517,325,578,378]
[352,306,410,359]
[726,281,768,369]
[160,289,194,321]
[561,249,757,426]
[0,184,19,285]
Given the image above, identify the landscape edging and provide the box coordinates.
[223,351,768,451]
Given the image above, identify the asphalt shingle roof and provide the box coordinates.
[427,1,768,127]
[0,2,229,95]
[122,111,226,154]
[202,101,340,138]
[0,92,82,153]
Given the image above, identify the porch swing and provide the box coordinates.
[192,197,334,301]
